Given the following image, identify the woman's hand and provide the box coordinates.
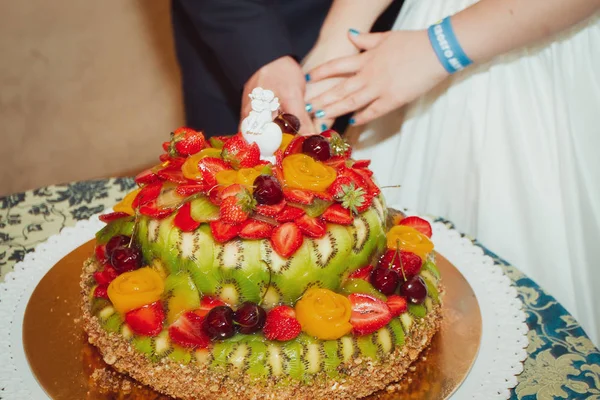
[307,30,449,127]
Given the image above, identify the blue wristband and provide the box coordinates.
[427,16,472,74]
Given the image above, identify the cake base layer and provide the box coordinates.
[81,259,443,400]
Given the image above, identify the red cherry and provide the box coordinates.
[370,267,400,295]
[253,175,284,205]
[399,276,428,305]
[274,113,300,134]
[302,135,331,161]
[110,246,142,273]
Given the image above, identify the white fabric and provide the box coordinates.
[349,0,600,345]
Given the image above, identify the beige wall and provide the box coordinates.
[0,0,184,196]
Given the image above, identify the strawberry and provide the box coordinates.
[283,136,306,157]
[174,202,201,232]
[355,194,373,213]
[378,249,422,277]
[162,141,170,152]
[321,204,353,225]
[271,166,285,184]
[168,311,210,349]
[255,199,286,217]
[352,159,371,169]
[324,155,347,170]
[197,157,231,188]
[221,134,261,169]
[95,245,108,264]
[138,202,173,219]
[208,135,229,149]
[132,182,163,209]
[296,215,327,238]
[99,211,130,223]
[94,285,109,299]
[399,216,432,238]
[283,188,314,205]
[157,167,189,184]
[348,264,374,281]
[270,222,303,258]
[194,296,227,318]
[348,293,392,336]
[169,127,207,156]
[125,301,165,337]
[386,295,408,317]
[208,186,224,206]
[210,220,242,242]
[93,266,119,285]
[220,183,246,200]
[274,149,284,168]
[263,305,301,341]
[239,219,274,239]
[275,205,305,222]
[335,182,369,215]
[352,168,380,196]
[219,189,255,224]
[135,168,161,185]
[311,191,334,202]
[176,184,206,197]
[327,176,354,198]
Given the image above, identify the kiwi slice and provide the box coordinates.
[339,336,356,363]
[356,335,379,360]
[423,260,441,280]
[228,343,250,370]
[297,198,332,217]
[388,318,405,347]
[187,224,220,294]
[282,340,305,381]
[400,313,414,334]
[209,136,225,149]
[133,336,154,356]
[211,341,236,370]
[95,216,135,244]
[247,341,269,378]
[163,272,201,324]
[376,327,393,354]
[267,343,284,377]
[322,340,341,377]
[408,303,427,319]
[189,196,219,222]
[340,278,387,301]
[169,345,192,364]
[420,273,440,304]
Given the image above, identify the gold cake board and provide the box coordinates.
[23,240,481,399]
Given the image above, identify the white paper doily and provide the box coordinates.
[0,213,528,399]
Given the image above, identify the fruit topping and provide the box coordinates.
[95,245,108,264]
[352,159,371,169]
[135,169,161,185]
[110,246,143,273]
[255,199,287,217]
[283,135,306,157]
[203,306,236,340]
[399,275,428,305]
[283,188,314,205]
[282,154,337,192]
[234,302,267,334]
[105,235,130,257]
[221,134,261,169]
[108,267,165,314]
[337,183,369,215]
[295,288,352,340]
[327,131,351,157]
[169,127,207,156]
[169,311,210,349]
[369,267,400,295]
[209,220,242,243]
[99,212,131,224]
[219,189,255,224]
[93,266,119,286]
[377,249,423,278]
[263,305,301,341]
[174,202,201,232]
[197,157,231,188]
[132,182,163,209]
[398,216,433,238]
[274,113,301,134]
[270,222,303,258]
[253,175,284,205]
[94,285,109,299]
[125,301,165,337]
[348,265,374,281]
[157,167,189,184]
[302,135,331,161]
[340,278,387,301]
[195,296,227,317]
[386,225,434,260]
[216,165,264,188]
[279,133,295,152]
[274,205,306,222]
[296,214,327,238]
[239,219,274,239]
[138,202,174,219]
[348,293,392,336]
[321,204,353,225]
[386,295,408,317]
[175,184,206,197]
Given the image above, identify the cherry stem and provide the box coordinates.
[394,240,407,281]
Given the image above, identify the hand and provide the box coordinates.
[307,30,449,127]
[241,56,313,135]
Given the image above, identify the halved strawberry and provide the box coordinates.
[283,188,314,205]
[176,184,206,197]
[135,168,161,185]
[348,293,392,336]
[311,191,334,202]
[352,159,371,169]
[399,216,432,238]
[99,212,130,223]
[386,295,408,317]
[221,134,261,169]
[270,222,303,258]
[271,166,285,184]
[208,186,224,206]
[168,311,210,349]
[220,183,246,200]
[194,296,227,318]
[197,157,231,188]
[95,245,108,264]
[377,249,422,277]
[355,194,374,213]
[138,202,173,219]
[275,205,305,222]
[353,168,380,196]
[296,214,326,238]
[283,136,306,157]
[157,168,189,184]
[255,199,286,217]
[263,305,301,341]
[125,301,165,337]
[94,285,109,299]
[93,266,119,285]
[327,176,354,198]
[321,204,353,225]
[209,220,242,243]
[239,219,274,239]
[219,192,254,224]
[174,202,201,232]
[324,155,347,170]
[274,149,284,168]
[132,182,163,209]
[348,264,374,281]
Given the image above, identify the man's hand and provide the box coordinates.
[241,56,313,135]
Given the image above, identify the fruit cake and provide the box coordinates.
[81,114,443,400]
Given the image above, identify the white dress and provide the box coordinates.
[349,0,600,345]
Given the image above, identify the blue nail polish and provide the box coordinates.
[315,110,326,119]
[349,117,356,125]
[320,123,327,132]
[305,73,311,82]
[305,103,313,113]
[349,28,360,36]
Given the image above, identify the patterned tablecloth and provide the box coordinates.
[1,178,599,400]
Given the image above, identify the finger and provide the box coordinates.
[312,118,335,134]
[350,97,397,126]
[310,76,365,113]
[348,31,389,51]
[308,53,364,82]
[282,94,315,135]
[314,88,377,122]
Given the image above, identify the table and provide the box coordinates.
[1,178,599,399]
